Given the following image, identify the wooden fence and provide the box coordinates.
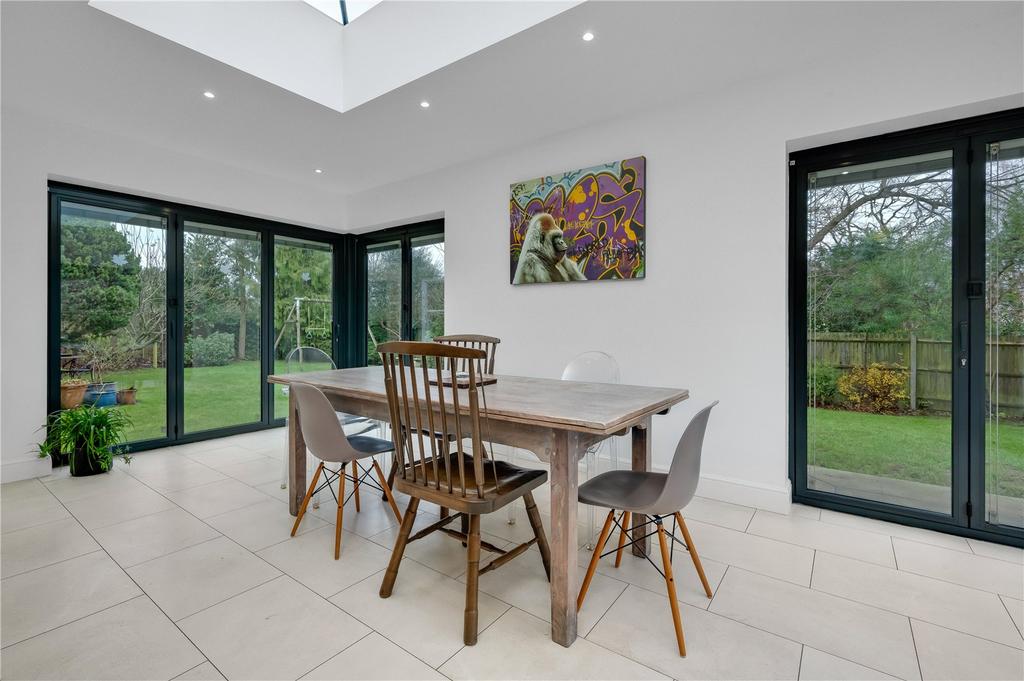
[809,333,1024,416]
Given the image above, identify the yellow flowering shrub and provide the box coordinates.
[837,363,908,413]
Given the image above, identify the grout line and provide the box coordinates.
[744,509,756,533]
[891,536,899,569]
[796,644,805,680]
[1,546,106,582]
[0,593,146,651]
[997,595,1024,641]
[908,617,924,681]
[809,550,817,587]
[294,630,376,680]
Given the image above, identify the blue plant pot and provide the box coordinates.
[84,383,118,408]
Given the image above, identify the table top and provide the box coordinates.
[269,366,688,434]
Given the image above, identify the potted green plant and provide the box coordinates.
[37,405,132,476]
[60,374,89,409]
[116,385,137,405]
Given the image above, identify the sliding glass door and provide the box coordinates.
[182,221,262,434]
[56,201,170,444]
[792,110,1024,544]
[50,184,343,451]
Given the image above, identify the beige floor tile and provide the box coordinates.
[818,509,972,553]
[581,540,726,609]
[368,516,506,578]
[173,661,226,680]
[812,551,1022,649]
[1002,595,1023,637]
[0,596,204,680]
[185,444,265,468]
[442,606,667,680]
[683,496,756,530]
[710,567,920,679]
[1,550,141,647]
[967,538,1024,564]
[309,490,404,539]
[331,559,508,667]
[92,507,220,567]
[464,545,625,637]
[43,467,146,503]
[912,619,1024,680]
[216,458,283,486]
[164,478,272,519]
[63,483,175,529]
[129,458,229,492]
[302,632,446,680]
[179,576,369,681]
[798,647,897,680]
[684,519,815,585]
[206,497,325,551]
[894,538,1023,598]
[255,480,292,503]
[1,488,71,533]
[128,536,281,620]
[790,504,822,520]
[748,511,896,567]
[589,584,803,680]
[1,516,98,577]
[1,478,52,501]
[258,524,392,597]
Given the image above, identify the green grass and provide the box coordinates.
[809,407,1024,497]
[105,359,333,441]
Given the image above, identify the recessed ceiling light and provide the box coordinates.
[420,100,430,108]
[582,31,595,42]
[841,170,850,175]
[203,90,216,99]
[314,168,323,174]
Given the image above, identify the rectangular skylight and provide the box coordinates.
[303,0,381,25]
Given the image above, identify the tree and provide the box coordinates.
[60,219,140,343]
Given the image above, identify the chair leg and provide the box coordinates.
[461,512,469,547]
[380,497,419,598]
[675,512,713,598]
[372,458,403,523]
[577,509,616,612]
[523,492,550,579]
[464,514,481,645]
[614,511,632,568]
[291,462,323,536]
[381,457,397,501]
[353,462,361,512]
[656,522,686,657]
[334,462,347,559]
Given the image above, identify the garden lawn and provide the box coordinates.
[809,407,1024,497]
[106,359,334,441]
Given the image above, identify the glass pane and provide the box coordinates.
[411,235,444,342]
[183,221,261,433]
[366,241,401,365]
[984,138,1024,529]
[806,151,954,514]
[273,236,334,419]
[59,202,168,443]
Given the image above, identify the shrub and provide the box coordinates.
[807,364,842,406]
[185,332,235,367]
[837,363,908,413]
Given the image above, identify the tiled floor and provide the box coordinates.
[2,429,1022,680]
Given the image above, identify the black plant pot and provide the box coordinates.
[50,451,69,469]
[70,444,107,477]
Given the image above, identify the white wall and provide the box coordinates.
[0,108,346,481]
[344,61,1024,511]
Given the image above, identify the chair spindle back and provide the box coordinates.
[433,334,500,375]
[379,341,493,500]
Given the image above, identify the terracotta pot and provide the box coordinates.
[60,383,88,409]
[116,388,137,405]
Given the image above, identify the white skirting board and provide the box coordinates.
[693,473,792,514]
[2,456,53,483]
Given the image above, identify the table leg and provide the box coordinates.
[288,387,307,516]
[549,430,581,647]
[631,417,652,557]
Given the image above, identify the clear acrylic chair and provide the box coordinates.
[577,401,718,657]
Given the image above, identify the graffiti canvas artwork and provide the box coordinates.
[510,156,646,285]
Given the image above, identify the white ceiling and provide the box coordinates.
[2,2,1018,225]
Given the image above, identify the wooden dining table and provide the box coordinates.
[268,367,688,647]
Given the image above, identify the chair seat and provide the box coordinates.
[578,470,668,514]
[395,454,547,514]
[348,434,396,456]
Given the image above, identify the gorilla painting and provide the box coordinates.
[512,213,587,285]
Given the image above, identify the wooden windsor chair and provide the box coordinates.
[376,341,550,645]
[433,334,500,375]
